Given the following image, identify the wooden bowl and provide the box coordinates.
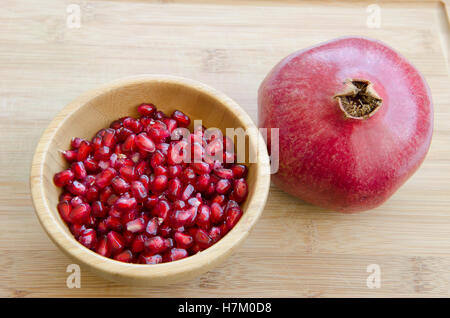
[30,75,271,285]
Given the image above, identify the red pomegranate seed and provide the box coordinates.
[167,177,182,200]
[196,204,211,229]
[107,231,125,254]
[152,175,168,193]
[79,228,97,249]
[192,162,211,175]
[139,253,163,264]
[59,191,73,202]
[131,180,148,202]
[71,137,84,149]
[53,169,74,187]
[131,234,147,253]
[95,167,117,189]
[69,203,90,224]
[146,217,159,236]
[102,128,116,148]
[154,165,168,176]
[170,206,197,227]
[231,164,248,178]
[111,176,130,194]
[77,141,92,161]
[181,167,196,184]
[126,217,146,233]
[172,110,190,128]
[209,226,222,243]
[195,174,211,192]
[114,249,133,263]
[91,201,107,218]
[164,248,188,262]
[67,180,87,196]
[233,178,248,202]
[216,179,232,194]
[94,146,111,161]
[96,236,111,257]
[174,232,193,249]
[62,150,78,163]
[214,168,233,179]
[119,165,136,182]
[138,103,156,117]
[211,194,226,206]
[225,206,243,230]
[71,162,87,180]
[181,184,195,201]
[115,196,137,211]
[106,216,123,231]
[122,133,136,152]
[152,199,171,220]
[84,157,99,173]
[123,117,143,134]
[194,229,212,248]
[57,201,72,223]
[135,133,156,153]
[145,236,170,254]
[70,196,84,207]
[210,202,224,224]
[163,118,178,133]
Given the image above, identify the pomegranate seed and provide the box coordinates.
[79,228,97,249]
[195,174,211,192]
[111,176,130,194]
[211,194,226,206]
[231,164,248,178]
[84,158,99,173]
[70,224,86,239]
[168,165,182,178]
[192,162,211,175]
[96,236,111,257]
[122,133,136,152]
[105,216,123,231]
[170,206,197,227]
[70,196,84,207]
[130,180,148,202]
[146,217,159,236]
[131,234,147,253]
[216,179,232,194]
[233,178,248,202]
[69,203,90,224]
[53,169,74,187]
[62,150,78,162]
[94,146,111,161]
[77,141,92,161]
[71,137,84,149]
[225,207,242,230]
[172,110,190,127]
[145,236,170,254]
[138,103,156,117]
[174,232,193,249]
[135,133,156,153]
[91,201,107,218]
[214,168,233,179]
[139,253,163,264]
[115,196,137,211]
[119,165,136,182]
[123,117,142,134]
[107,231,125,254]
[181,184,195,201]
[71,162,87,180]
[163,118,178,133]
[152,199,171,220]
[59,192,73,202]
[164,248,188,262]
[114,249,133,263]
[126,217,146,233]
[102,128,116,148]
[210,202,224,224]
[196,204,211,229]
[194,228,212,248]
[66,180,87,196]
[181,167,196,184]
[152,175,168,193]
[95,167,117,189]
[209,226,222,243]
[57,201,72,223]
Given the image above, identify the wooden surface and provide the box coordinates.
[1,0,450,297]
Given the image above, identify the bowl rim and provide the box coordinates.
[30,74,271,283]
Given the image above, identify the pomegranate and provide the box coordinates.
[258,37,433,212]
[53,104,248,263]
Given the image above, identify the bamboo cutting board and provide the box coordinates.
[1,0,450,297]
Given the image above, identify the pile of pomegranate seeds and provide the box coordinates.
[53,103,249,264]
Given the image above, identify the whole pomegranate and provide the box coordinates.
[258,37,433,212]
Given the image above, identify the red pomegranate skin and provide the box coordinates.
[258,37,433,212]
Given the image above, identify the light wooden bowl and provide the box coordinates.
[30,75,271,285]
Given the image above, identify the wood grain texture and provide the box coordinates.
[1,0,450,297]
